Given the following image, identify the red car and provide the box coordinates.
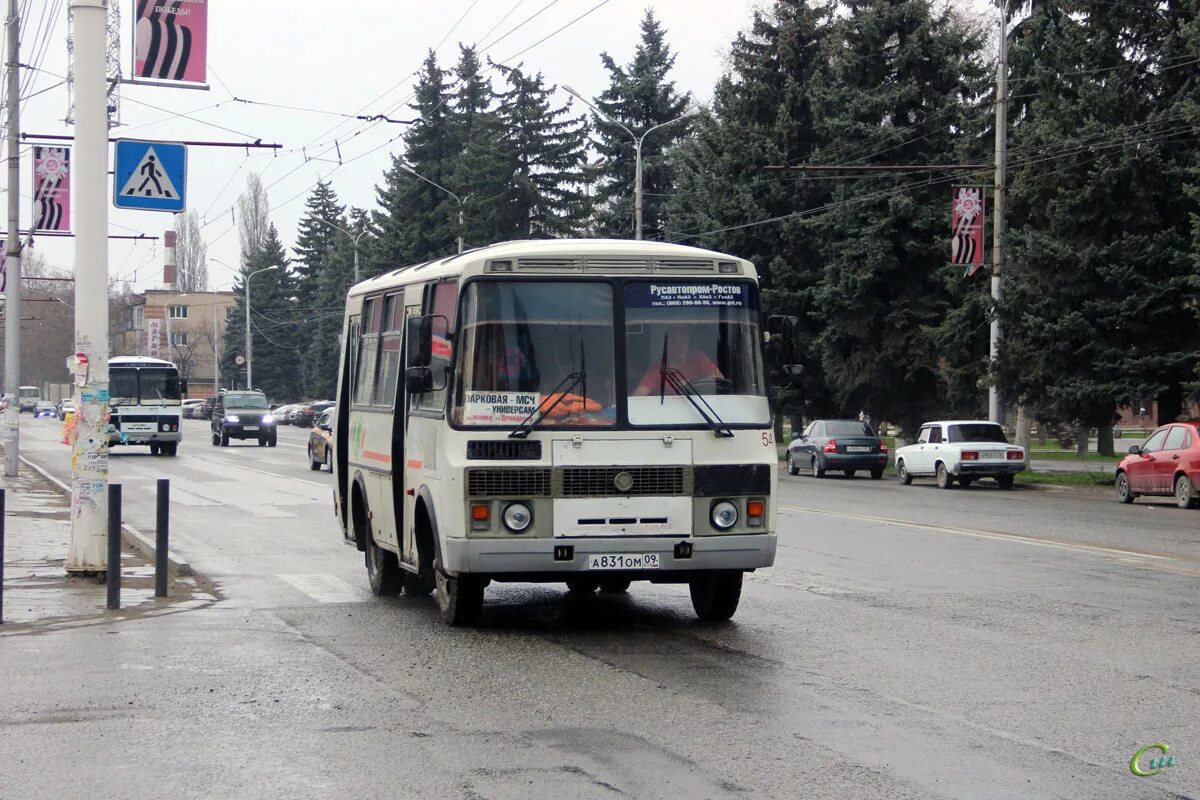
[1116,421,1200,508]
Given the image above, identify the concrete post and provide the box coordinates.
[66,0,111,573]
[3,0,22,477]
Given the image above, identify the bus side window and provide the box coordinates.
[374,292,404,407]
[414,281,457,414]
[355,299,380,406]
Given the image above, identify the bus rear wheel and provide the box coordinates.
[435,563,484,626]
[689,571,743,622]
[365,537,402,596]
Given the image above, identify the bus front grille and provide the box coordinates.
[556,466,691,497]
[466,467,552,498]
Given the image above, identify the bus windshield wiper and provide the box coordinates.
[659,366,734,438]
[657,334,733,438]
[509,370,587,439]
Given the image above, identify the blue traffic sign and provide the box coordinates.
[113,139,187,212]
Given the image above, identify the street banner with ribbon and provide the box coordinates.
[951,186,985,276]
[33,146,71,232]
[133,0,209,86]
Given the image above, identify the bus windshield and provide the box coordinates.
[625,281,768,426]
[453,281,616,427]
[451,279,768,429]
[19,387,39,399]
[110,367,181,405]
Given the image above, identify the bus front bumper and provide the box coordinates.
[443,533,777,577]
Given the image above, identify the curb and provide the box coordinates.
[18,455,193,577]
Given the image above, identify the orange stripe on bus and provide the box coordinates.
[406,459,424,469]
[362,449,391,463]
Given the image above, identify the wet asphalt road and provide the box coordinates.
[2,417,1198,800]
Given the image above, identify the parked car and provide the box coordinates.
[34,401,58,419]
[293,400,334,428]
[894,420,1026,489]
[787,419,888,479]
[274,403,301,425]
[198,396,216,420]
[58,401,75,421]
[211,390,277,447]
[1115,421,1200,509]
[308,408,334,471]
[181,399,206,419]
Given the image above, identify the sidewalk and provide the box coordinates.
[0,460,211,630]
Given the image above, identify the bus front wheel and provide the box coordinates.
[435,563,483,626]
[689,571,743,622]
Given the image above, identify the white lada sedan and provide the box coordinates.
[894,420,1027,489]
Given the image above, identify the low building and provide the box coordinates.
[114,289,238,398]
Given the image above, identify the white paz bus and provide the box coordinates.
[107,355,184,455]
[334,239,779,625]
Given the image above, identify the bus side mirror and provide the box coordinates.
[408,316,433,368]
[405,367,433,394]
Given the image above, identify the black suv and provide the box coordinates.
[211,390,277,447]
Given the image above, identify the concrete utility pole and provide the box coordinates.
[989,1,1009,425]
[66,0,110,573]
[562,85,697,240]
[245,264,278,391]
[3,0,21,477]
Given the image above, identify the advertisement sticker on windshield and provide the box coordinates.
[462,392,541,424]
[627,283,751,309]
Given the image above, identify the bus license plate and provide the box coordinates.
[588,553,660,570]
[244,426,259,432]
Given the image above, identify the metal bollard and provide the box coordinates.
[1,488,6,625]
[107,483,121,610]
[155,479,169,598]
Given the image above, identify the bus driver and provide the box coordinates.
[632,324,723,396]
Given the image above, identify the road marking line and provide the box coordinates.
[278,574,366,603]
[778,504,1198,565]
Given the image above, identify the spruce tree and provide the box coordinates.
[373,50,457,267]
[447,45,510,247]
[590,10,692,239]
[294,181,346,396]
[494,63,590,237]
[804,0,988,434]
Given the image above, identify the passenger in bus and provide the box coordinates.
[632,324,723,396]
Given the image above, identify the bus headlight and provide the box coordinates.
[710,500,739,530]
[502,502,533,533]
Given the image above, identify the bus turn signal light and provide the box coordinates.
[747,499,765,527]
[471,503,490,531]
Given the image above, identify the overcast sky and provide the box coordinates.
[16,0,997,293]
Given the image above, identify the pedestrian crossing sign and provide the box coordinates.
[113,139,187,212]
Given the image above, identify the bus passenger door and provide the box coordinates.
[335,315,359,540]
[399,291,426,569]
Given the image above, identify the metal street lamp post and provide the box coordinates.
[563,85,699,240]
[244,265,279,391]
[310,216,366,284]
[398,163,471,254]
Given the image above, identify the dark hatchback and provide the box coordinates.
[787,419,888,479]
